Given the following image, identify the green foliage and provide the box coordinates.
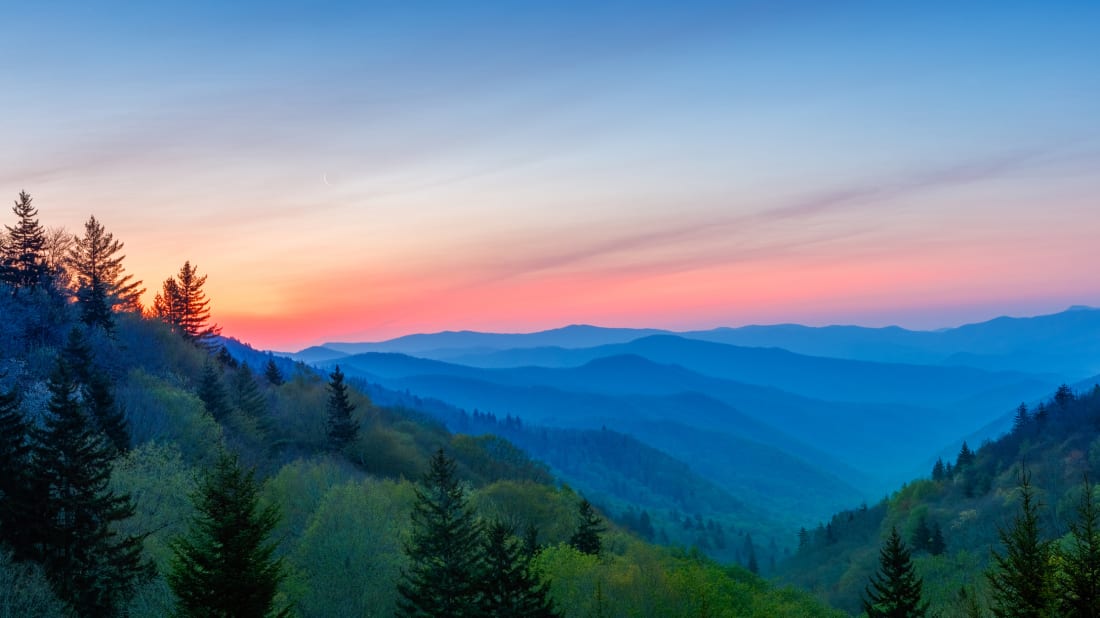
[0,549,67,617]
[31,358,150,616]
[397,448,484,617]
[1057,476,1100,617]
[197,361,232,421]
[168,451,288,618]
[480,519,560,617]
[288,477,414,618]
[325,365,358,450]
[119,370,225,466]
[987,470,1056,618]
[570,498,606,556]
[862,527,928,617]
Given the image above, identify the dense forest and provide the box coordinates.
[0,193,841,615]
[782,382,1100,616]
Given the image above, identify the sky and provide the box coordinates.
[3,1,1099,351]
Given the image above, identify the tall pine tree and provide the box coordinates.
[153,261,220,347]
[480,519,560,618]
[862,527,928,618]
[68,215,144,330]
[197,361,233,421]
[987,469,1056,618]
[0,384,35,561]
[1,191,48,290]
[397,448,485,617]
[325,365,359,449]
[262,357,284,386]
[1058,476,1100,617]
[569,499,605,556]
[30,358,149,615]
[168,451,288,618]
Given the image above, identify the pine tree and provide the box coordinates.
[31,358,150,615]
[397,448,485,617]
[1,191,48,290]
[480,519,560,617]
[1012,403,1030,435]
[168,451,288,618]
[153,261,220,347]
[862,527,929,618]
[798,527,810,550]
[263,357,284,386]
[233,362,268,420]
[69,215,144,330]
[987,469,1056,618]
[569,498,605,556]
[932,458,946,481]
[62,327,129,454]
[521,523,541,560]
[325,365,359,449]
[0,385,35,560]
[956,441,975,469]
[1058,476,1100,617]
[197,361,232,421]
[744,533,759,574]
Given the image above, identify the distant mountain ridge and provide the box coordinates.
[296,307,1100,378]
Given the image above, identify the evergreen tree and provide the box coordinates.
[1012,403,1030,435]
[932,458,946,481]
[0,385,35,560]
[479,519,560,618]
[68,215,144,330]
[956,441,975,469]
[1,191,48,290]
[744,533,759,574]
[987,469,1056,618]
[216,344,239,369]
[153,261,220,347]
[1058,476,1100,617]
[233,362,268,420]
[31,358,150,615]
[862,527,929,618]
[929,523,947,557]
[569,498,605,556]
[198,361,232,421]
[325,366,359,449]
[521,523,541,560]
[168,451,288,618]
[397,448,485,617]
[1055,384,1075,408]
[262,357,284,386]
[62,327,129,454]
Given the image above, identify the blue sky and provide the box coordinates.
[3,1,1098,349]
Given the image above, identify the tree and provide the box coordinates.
[480,519,560,617]
[69,215,144,330]
[956,441,975,469]
[862,527,928,618]
[744,533,759,574]
[931,458,946,481]
[325,366,359,449]
[1,191,48,290]
[397,448,485,617]
[1055,384,1075,408]
[30,358,150,615]
[1058,476,1100,617]
[197,361,232,421]
[1012,403,1030,435]
[912,517,931,553]
[569,499,605,556]
[0,385,35,560]
[987,469,1056,618]
[233,362,268,420]
[263,357,284,386]
[168,451,288,618]
[62,327,129,454]
[153,261,220,347]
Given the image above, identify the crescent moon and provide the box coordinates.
[322,173,331,186]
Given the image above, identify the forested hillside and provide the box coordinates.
[0,194,842,615]
[781,382,1100,616]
